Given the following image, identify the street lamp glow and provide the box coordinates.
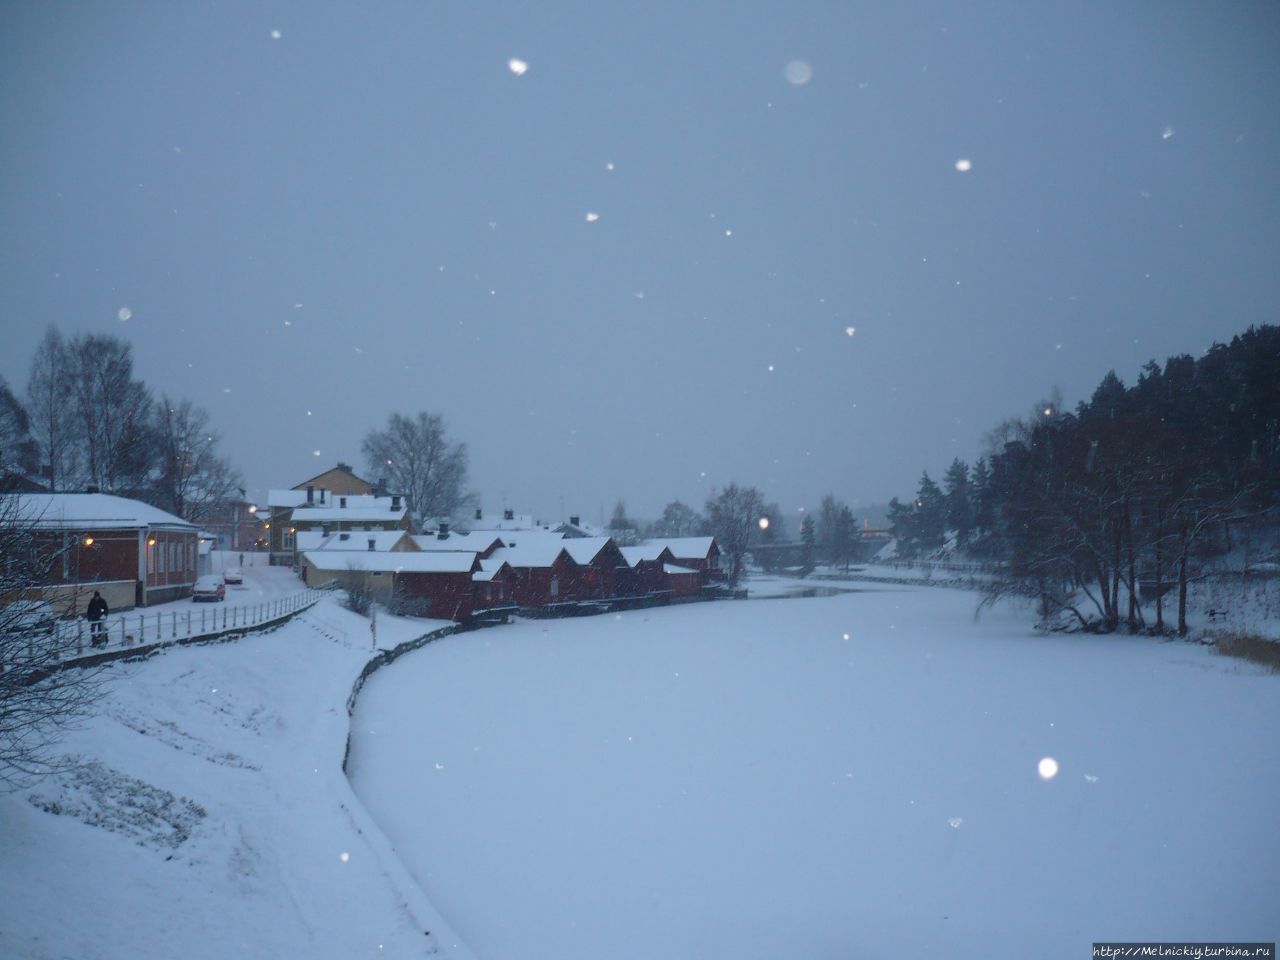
[758,517,770,530]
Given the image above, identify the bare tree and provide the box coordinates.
[704,482,765,587]
[0,496,103,789]
[150,397,243,527]
[66,334,153,494]
[653,500,702,538]
[25,326,76,490]
[362,411,473,524]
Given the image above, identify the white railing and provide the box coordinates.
[48,586,334,661]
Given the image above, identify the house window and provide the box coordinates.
[283,528,295,550]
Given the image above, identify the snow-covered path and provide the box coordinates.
[348,587,1280,960]
[0,600,474,960]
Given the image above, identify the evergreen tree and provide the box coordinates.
[913,471,946,553]
[942,458,973,545]
[799,515,815,577]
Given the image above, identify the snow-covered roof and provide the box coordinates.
[412,532,504,553]
[297,530,412,552]
[267,489,310,509]
[620,543,672,565]
[555,519,605,538]
[471,563,510,582]
[484,542,573,570]
[466,510,552,532]
[303,551,478,574]
[647,537,716,559]
[664,563,699,575]
[560,537,617,565]
[291,504,406,524]
[4,493,197,532]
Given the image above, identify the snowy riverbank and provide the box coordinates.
[0,598,475,960]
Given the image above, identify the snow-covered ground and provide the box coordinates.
[348,586,1280,960]
[4,577,1276,959]
[0,565,473,960]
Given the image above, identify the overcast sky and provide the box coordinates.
[2,1,1278,525]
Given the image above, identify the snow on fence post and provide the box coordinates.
[187,610,191,636]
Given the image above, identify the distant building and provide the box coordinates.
[266,463,407,565]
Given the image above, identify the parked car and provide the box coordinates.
[192,575,226,602]
[223,568,243,585]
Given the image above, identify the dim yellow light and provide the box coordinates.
[147,537,156,546]
[83,537,94,546]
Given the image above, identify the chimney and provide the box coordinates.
[368,537,376,551]
[504,508,514,521]
[86,484,99,494]
[475,507,483,521]
[337,461,351,472]
[438,521,450,540]
[340,496,347,509]
[321,523,331,537]
[307,485,315,504]
[570,515,580,527]
[391,494,402,511]
[376,477,387,497]
[320,488,327,504]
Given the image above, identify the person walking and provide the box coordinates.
[87,590,109,648]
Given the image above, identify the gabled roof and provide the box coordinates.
[297,530,413,552]
[303,550,479,574]
[4,493,197,532]
[292,464,372,490]
[560,537,618,565]
[484,542,574,570]
[472,561,511,583]
[620,543,674,566]
[647,537,717,559]
[412,532,505,554]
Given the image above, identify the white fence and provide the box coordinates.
[49,587,332,661]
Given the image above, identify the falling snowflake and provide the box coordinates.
[606,162,615,171]
[1037,757,1059,780]
[948,817,963,829]
[845,326,856,336]
[585,211,600,222]
[784,60,813,86]
[954,158,972,172]
[508,58,528,76]
[339,851,349,862]
[1161,125,1175,140]
[724,229,733,237]
[270,29,282,40]
[117,307,132,321]
[313,449,321,457]
[767,364,775,372]
[1084,774,1099,784]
